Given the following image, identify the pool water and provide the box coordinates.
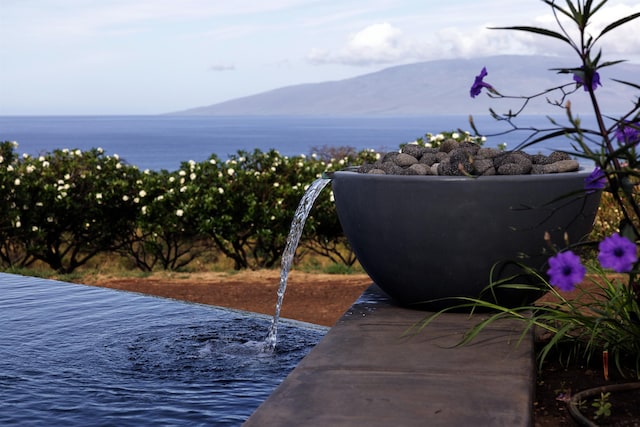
[0,273,326,426]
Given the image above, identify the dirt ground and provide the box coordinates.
[80,270,372,327]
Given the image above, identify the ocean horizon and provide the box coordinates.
[0,115,593,171]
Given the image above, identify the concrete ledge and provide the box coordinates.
[244,285,535,426]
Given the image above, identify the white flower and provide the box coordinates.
[32,226,38,232]
[180,186,187,193]
[42,161,50,168]
[113,153,119,159]
[47,216,54,223]
[14,178,20,186]
[134,197,140,203]
[176,209,184,217]
[122,195,129,201]
[217,187,224,194]
[74,149,82,156]
[179,170,186,176]
[209,158,217,165]
[97,147,104,154]
[190,173,196,180]
[141,206,148,215]
[227,168,235,176]
[139,190,147,197]
[115,162,122,169]
[15,220,21,228]
[0,155,3,163]
[273,182,280,187]
[168,176,175,183]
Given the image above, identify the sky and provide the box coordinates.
[1,0,639,115]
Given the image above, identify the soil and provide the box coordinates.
[79,270,640,426]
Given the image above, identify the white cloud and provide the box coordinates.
[308,22,411,65]
[308,2,640,68]
[210,64,236,71]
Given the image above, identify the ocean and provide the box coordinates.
[0,115,587,171]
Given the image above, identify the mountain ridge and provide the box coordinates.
[172,55,638,116]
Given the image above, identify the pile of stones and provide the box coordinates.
[357,139,580,176]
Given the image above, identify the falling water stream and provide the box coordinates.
[263,177,332,352]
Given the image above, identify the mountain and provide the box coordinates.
[173,55,639,116]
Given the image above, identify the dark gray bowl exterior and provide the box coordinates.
[331,170,601,309]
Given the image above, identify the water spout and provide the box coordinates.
[263,177,332,352]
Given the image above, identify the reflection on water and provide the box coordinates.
[0,274,325,426]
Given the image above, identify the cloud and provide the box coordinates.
[308,2,640,67]
[210,64,236,71]
[306,21,537,66]
[308,22,410,66]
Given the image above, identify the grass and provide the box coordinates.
[1,248,365,285]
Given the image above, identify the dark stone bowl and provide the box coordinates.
[331,170,601,310]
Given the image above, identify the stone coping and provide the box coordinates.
[244,284,535,426]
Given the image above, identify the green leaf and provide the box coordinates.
[599,11,640,38]
[490,25,571,44]
[543,0,577,22]
[611,78,640,91]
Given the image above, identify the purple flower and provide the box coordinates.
[614,121,640,146]
[470,67,493,98]
[573,67,601,91]
[584,167,606,193]
[547,251,586,291]
[598,233,638,273]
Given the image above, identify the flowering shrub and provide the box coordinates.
[0,146,143,273]
[195,148,372,269]
[121,163,207,271]
[0,140,379,272]
[419,0,640,377]
[410,130,488,149]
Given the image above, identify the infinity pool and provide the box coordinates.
[0,273,326,426]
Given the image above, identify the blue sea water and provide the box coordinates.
[0,115,587,171]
